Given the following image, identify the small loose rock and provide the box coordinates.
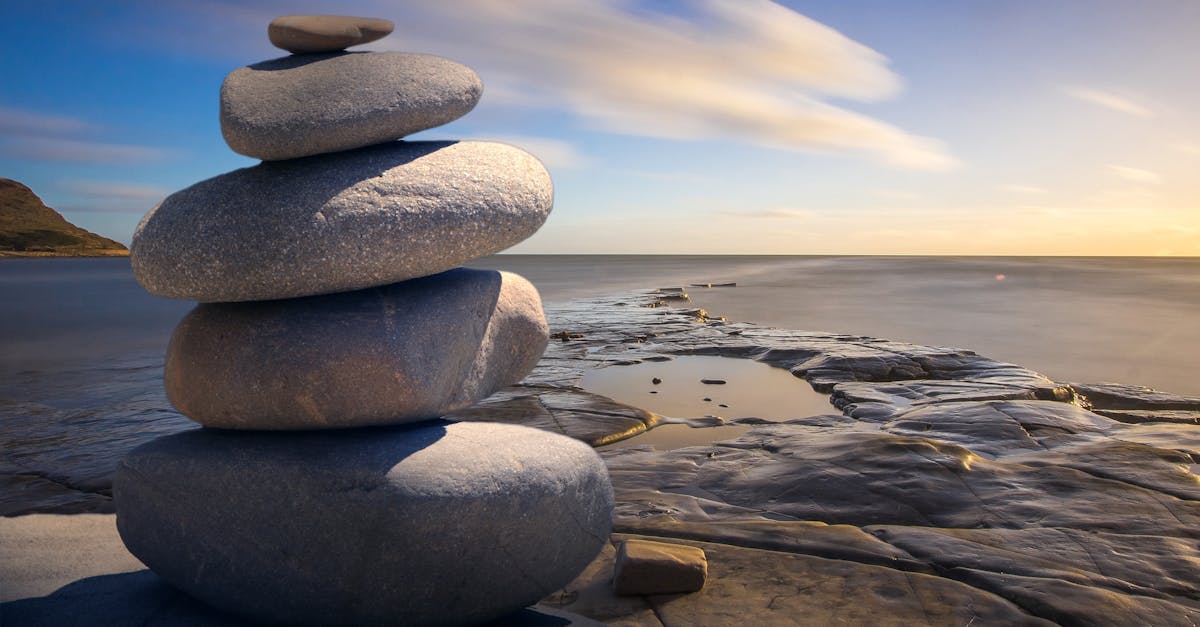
[701,379,727,385]
[613,539,707,596]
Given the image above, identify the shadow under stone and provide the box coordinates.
[2,569,602,627]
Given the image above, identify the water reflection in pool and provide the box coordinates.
[582,355,834,450]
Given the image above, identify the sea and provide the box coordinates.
[2,255,1197,513]
[2,255,1198,397]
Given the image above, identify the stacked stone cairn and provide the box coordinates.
[116,15,613,626]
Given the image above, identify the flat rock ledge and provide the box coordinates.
[5,290,1200,624]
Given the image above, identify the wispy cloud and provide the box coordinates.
[176,0,958,170]
[0,106,95,136]
[1108,165,1163,185]
[999,184,1048,194]
[59,180,171,201]
[1177,143,1200,156]
[718,207,815,220]
[1061,86,1153,118]
[471,135,588,169]
[1,138,174,164]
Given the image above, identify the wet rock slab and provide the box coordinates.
[6,289,1200,624]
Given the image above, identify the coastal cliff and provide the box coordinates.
[0,179,128,257]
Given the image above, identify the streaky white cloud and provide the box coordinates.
[185,0,957,170]
[1177,143,1200,156]
[719,207,815,219]
[1107,165,1164,185]
[60,180,171,201]
[0,106,94,136]
[1000,184,1048,194]
[0,138,174,164]
[1061,86,1153,117]
[471,135,588,169]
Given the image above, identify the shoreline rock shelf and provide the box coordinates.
[120,15,611,626]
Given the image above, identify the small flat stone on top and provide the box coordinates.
[268,15,393,54]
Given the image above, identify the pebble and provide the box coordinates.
[164,269,548,430]
[268,15,394,54]
[132,141,552,302]
[613,539,707,596]
[115,421,614,626]
[221,52,482,160]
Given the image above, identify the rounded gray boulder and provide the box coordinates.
[164,268,549,430]
[114,421,615,626]
[131,141,553,302]
[221,52,481,160]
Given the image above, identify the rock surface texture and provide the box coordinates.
[165,269,548,429]
[7,290,1200,624]
[131,141,552,302]
[221,52,482,160]
[115,421,612,626]
[267,15,394,54]
[612,539,707,596]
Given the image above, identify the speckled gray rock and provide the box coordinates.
[268,15,393,54]
[131,141,552,302]
[221,52,481,160]
[165,269,548,430]
[114,421,614,626]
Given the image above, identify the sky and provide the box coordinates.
[1,0,1197,255]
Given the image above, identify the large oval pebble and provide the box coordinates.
[115,421,615,626]
[165,269,548,430]
[131,141,552,302]
[221,51,482,160]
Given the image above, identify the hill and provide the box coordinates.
[0,178,129,257]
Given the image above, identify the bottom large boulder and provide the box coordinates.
[114,421,614,626]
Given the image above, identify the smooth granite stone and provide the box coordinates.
[165,269,548,430]
[221,52,481,160]
[114,421,614,627]
[132,141,552,302]
[268,15,393,54]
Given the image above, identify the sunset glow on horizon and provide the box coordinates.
[1,1,1197,255]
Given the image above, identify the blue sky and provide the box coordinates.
[2,1,1197,254]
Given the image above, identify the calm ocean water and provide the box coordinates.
[2,255,1198,396]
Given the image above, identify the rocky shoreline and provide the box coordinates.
[4,288,1200,624]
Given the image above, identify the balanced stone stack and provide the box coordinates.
[117,15,613,626]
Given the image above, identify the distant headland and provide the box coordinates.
[0,178,128,257]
